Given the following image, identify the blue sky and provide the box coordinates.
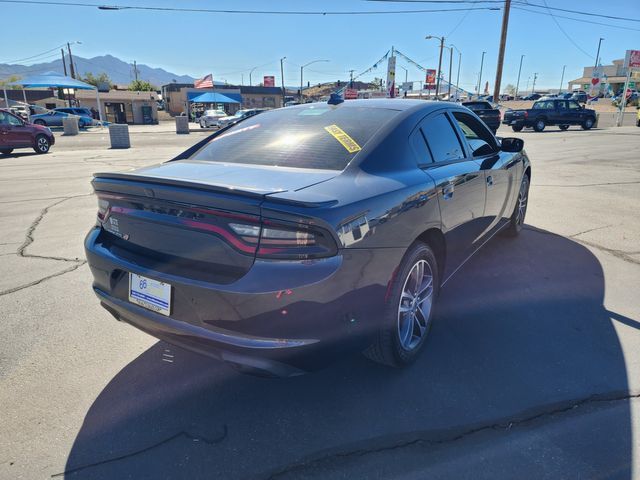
[1,0,638,90]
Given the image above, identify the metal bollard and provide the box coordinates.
[62,116,79,136]
[109,124,131,149]
[175,116,190,134]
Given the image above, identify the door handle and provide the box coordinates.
[442,183,454,200]
[486,175,494,187]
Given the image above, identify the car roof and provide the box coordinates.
[289,98,453,113]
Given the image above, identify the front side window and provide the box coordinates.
[420,113,465,163]
[192,105,398,170]
[568,101,581,110]
[533,101,554,110]
[452,111,496,157]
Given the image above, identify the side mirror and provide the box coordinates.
[501,137,524,153]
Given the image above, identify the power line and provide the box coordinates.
[1,43,67,64]
[512,6,640,32]
[539,0,593,58]
[0,0,502,14]
[371,0,640,23]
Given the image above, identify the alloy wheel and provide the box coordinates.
[516,178,528,225]
[37,137,49,152]
[397,259,434,351]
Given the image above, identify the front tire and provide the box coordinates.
[511,125,523,132]
[364,242,439,367]
[582,117,595,130]
[504,174,530,237]
[33,135,50,154]
[533,118,546,132]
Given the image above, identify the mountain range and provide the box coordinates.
[0,54,197,87]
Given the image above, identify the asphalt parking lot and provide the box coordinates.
[1,122,639,479]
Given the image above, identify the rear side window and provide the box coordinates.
[409,129,433,166]
[421,113,465,163]
[192,105,398,170]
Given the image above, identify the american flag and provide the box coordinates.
[194,74,214,89]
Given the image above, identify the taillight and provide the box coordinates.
[95,194,337,260]
[524,111,529,119]
[229,221,338,259]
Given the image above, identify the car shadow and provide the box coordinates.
[61,226,632,479]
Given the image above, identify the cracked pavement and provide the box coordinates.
[0,124,639,479]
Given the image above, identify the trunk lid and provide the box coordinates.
[92,161,338,284]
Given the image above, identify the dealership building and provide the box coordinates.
[161,83,283,116]
[568,58,640,94]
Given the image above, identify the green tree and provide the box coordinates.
[0,75,23,90]
[129,79,156,92]
[370,77,384,90]
[81,72,112,88]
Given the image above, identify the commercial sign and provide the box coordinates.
[263,76,275,87]
[401,82,413,91]
[624,50,640,69]
[386,56,396,98]
[344,88,358,100]
[425,69,436,89]
[589,65,603,100]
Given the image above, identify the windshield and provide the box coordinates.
[205,110,225,116]
[192,105,397,170]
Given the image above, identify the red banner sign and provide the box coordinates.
[263,76,275,87]
[425,69,436,88]
[344,88,358,100]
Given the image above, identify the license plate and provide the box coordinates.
[128,273,172,316]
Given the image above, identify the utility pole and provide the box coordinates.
[61,49,68,76]
[249,66,258,87]
[67,42,76,79]
[477,51,486,97]
[280,57,286,106]
[531,72,538,94]
[559,65,566,94]
[493,0,511,102]
[133,60,139,82]
[349,69,355,88]
[451,44,461,100]
[515,54,524,99]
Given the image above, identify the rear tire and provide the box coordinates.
[364,242,439,367]
[33,119,46,126]
[511,125,523,132]
[533,118,546,132]
[504,174,530,237]
[0,148,14,155]
[582,117,595,130]
[559,124,569,131]
[33,135,50,154]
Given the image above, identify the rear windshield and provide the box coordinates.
[463,102,492,110]
[191,105,397,170]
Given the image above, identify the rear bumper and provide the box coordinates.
[85,227,405,375]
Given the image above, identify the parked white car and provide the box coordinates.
[199,109,227,128]
[216,109,268,128]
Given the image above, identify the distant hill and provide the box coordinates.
[0,54,197,87]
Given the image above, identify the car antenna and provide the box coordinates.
[328,93,344,105]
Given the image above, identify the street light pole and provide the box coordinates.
[531,72,538,94]
[425,35,445,99]
[477,51,486,97]
[447,45,453,99]
[594,37,604,71]
[280,57,286,106]
[249,66,258,86]
[300,59,329,103]
[451,44,461,100]
[559,65,566,94]
[515,54,524,99]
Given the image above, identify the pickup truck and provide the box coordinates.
[502,98,596,132]
[461,101,500,133]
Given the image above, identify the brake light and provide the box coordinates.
[95,194,337,260]
[524,111,529,119]
[229,221,337,259]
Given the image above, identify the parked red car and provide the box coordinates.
[0,109,55,155]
